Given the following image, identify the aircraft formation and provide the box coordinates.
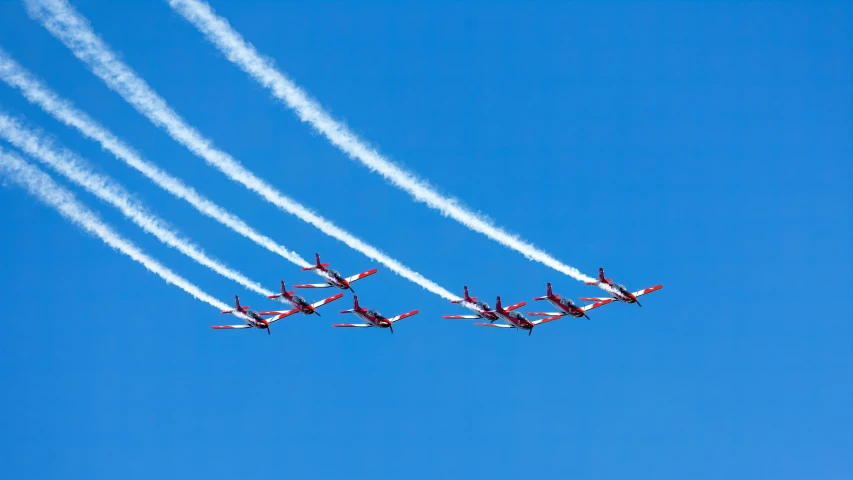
[212,256,663,336]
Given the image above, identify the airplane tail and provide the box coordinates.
[302,253,330,271]
[221,295,248,314]
[585,267,611,285]
[495,295,503,311]
[451,285,478,304]
[533,282,555,301]
[267,280,288,299]
[340,295,359,314]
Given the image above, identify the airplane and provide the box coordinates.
[474,296,561,336]
[267,280,344,316]
[333,296,419,334]
[442,286,526,322]
[294,253,378,292]
[581,267,663,307]
[211,295,286,335]
[526,283,610,320]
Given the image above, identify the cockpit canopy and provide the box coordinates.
[476,301,491,311]
[367,309,381,318]
[559,298,575,307]
[613,283,628,292]
[510,312,524,319]
[292,295,305,304]
[327,269,341,277]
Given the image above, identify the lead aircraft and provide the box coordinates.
[333,296,419,334]
[581,267,663,307]
[294,253,378,292]
[442,286,525,322]
[475,296,561,336]
[527,283,610,320]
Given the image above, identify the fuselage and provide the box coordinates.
[602,283,637,303]
[465,299,498,321]
[243,310,270,329]
[316,267,350,290]
[276,294,316,315]
[353,308,392,328]
[496,309,534,329]
[544,297,585,318]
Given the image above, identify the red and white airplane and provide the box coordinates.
[527,283,610,320]
[475,296,561,336]
[267,280,344,316]
[442,286,525,322]
[333,296,419,334]
[581,267,663,307]
[211,295,285,335]
[294,253,378,292]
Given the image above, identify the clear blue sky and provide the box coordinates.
[0,1,850,478]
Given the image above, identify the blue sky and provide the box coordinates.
[0,1,850,478]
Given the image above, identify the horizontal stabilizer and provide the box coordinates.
[301,263,329,271]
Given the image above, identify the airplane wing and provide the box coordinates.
[504,301,527,312]
[443,314,483,319]
[210,324,253,330]
[311,293,345,309]
[293,282,333,288]
[579,297,611,302]
[252,309,301,323]
[389,310,419,323]
[582,299,613,310]
[270,309,301,323]
[531,316,563,326]
[332,323,373,328]
[632,285,663,297]
[527,312,564,317]
[474,322,514,328]
[345,268,378,284]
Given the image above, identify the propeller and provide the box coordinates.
[528,327,533,336]
[636,300,642,307]
[267,326,271,335]
[584,313,590,320]
[390,324,394,334]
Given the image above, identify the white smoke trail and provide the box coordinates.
[167,0,598,285]
[0,112,274,298]
[0,146,231,312]
[0,47,309,269]
[25,0,459,301]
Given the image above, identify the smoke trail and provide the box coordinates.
[0,47,309,269]
[0,146,231,312]
[0,111,273,298]
[25,0,459,301]
[167,0,598,285]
